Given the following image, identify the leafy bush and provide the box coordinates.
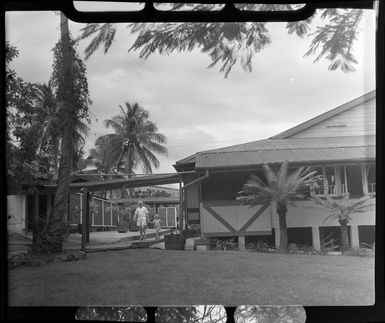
[344,247,374,257]
[210,237,237,250]
[183,225,201,238]
[289,243,320,255]
[245,240,276,253]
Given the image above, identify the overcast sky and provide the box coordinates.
[5,7,376,177]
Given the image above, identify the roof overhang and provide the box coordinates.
[194,146,375,170]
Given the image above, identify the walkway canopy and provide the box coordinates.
[45,173,183,193]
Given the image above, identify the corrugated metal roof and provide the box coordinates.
[198,136,375,154]
[194,137,375,169]
[176,136,375,168]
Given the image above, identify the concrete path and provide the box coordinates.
[63,228,172,250]
[8,229,174,255]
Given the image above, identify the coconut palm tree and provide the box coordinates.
[97,102,168,176]
[311,194,374,253]
[237,161,320,253]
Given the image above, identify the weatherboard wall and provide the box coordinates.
[269,200,375,229]
[289,97,375,138]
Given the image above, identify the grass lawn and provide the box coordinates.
[8,249,374,306]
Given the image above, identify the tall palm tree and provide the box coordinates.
[237,161,320,253]
[97,102,168,176]
[311,194,374,253]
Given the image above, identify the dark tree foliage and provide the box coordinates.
[50,37,92,124]
[77,5,365,77]
[5,43,51,192]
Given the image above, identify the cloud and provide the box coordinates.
[6,10,376,175]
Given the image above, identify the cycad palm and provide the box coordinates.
[311,194,374,253]
[237,161,320,253]
[97,102,168,176]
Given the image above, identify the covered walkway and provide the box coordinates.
[43,172,195,251]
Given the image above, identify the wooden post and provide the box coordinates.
[33,188,39,248]
[102,200,105,228]
[81,188,87,251]
[86,192,91,242]
[238,236,245,250]
[312,227,321,251]
[183,187,188,230]
[179,178,184,236]
[198,181,204,238]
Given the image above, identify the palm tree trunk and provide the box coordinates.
[339,220,350,254]
[44,12,73,252]
[45,127,72,252]
[277,203,288,253]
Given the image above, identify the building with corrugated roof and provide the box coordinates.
[174,91,376,251]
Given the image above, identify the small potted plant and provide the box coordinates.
[112,205,130,233]
[116,219,129,233]
[164,228,186,250]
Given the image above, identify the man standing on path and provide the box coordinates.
[133,201,149,240]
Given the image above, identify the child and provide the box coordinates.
[151,214,162,240]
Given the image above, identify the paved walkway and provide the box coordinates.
[8,229,197,255]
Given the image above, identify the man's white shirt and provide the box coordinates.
[135,207,148,218]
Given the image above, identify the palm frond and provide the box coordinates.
[262,164,277,186]
[103,118,125,135]
[135,144,154,174]
[277,160,289,189]
[142,140,168,156]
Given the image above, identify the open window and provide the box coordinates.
[312,164,373,198]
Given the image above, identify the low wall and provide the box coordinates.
[7,195,26,234]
